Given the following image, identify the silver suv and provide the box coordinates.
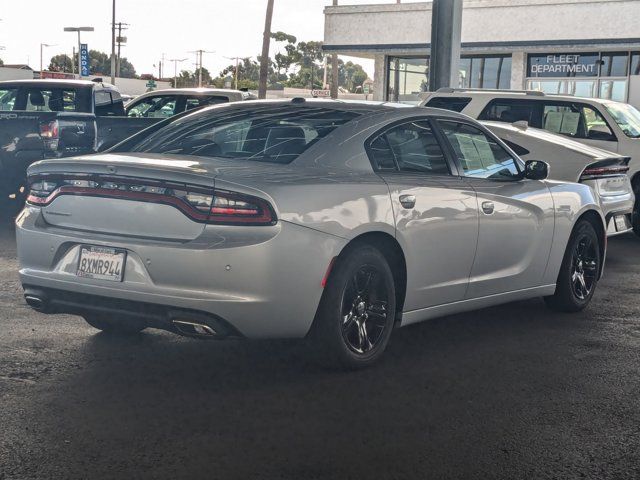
[422,88,640,234]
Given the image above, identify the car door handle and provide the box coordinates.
[481,201,495,215]
[399,194,416,209]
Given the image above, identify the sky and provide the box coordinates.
[0,0,408,78]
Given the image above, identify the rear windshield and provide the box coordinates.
[130,104,363,164]
[0,85,92,113]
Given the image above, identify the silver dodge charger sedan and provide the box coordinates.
[16,99,607,368]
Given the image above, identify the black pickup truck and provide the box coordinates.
[0,79,163,201]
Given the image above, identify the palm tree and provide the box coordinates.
[258,0,275,99]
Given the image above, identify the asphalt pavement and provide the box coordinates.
[1,205,640,480]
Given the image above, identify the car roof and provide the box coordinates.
[429,88,612,105]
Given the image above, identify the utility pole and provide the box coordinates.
[258,0,274,99]
[115,22,129,78]
[224,56,241,89]
[110,0,116,84]
[428,0,463,91]
[40,43,56,76]
[330,0,339,99]
[190,49,214,87]
[169,57,187,88]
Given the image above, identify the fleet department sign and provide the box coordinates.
[527,53,599,78]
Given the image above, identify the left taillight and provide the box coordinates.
[26,179,59,205]
[39,120,60,151]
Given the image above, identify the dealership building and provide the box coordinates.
[323,0,640,106]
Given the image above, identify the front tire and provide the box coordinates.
[545,219,601,313]
[83,315,147,335]
[309,245,396,369]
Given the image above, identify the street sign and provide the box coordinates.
[145,79,157,90]
[311,89,331,98]
[363,84,371,95]
[80,44,90,77]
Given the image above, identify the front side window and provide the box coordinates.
[368,120,450,175]
[130,105,363,164]
[127,96,178,118]
[604,102,640,138]
[439,121,520,180]
[542,102,614,140]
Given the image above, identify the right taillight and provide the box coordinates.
[208,190,276,225]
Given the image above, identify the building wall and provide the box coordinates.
[0,67,33,82]
[324,0,640,51]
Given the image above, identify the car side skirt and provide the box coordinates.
[400,284,557,327]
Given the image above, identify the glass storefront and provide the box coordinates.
[386,55,512,104]
[526,51,634,102]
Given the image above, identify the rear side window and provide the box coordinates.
[479,99,539,126]
[425,96,472,113]
[130,105,362,164]
[95,90,125,116]
[367,120,450,175]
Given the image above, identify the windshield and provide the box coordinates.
[604,102,640,138]
[129,104,364,164]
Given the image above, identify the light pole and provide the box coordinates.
[190,50,215,87]
[111,0,116,84]
[40,43,57,75]
[63,26,94,78]
[169,57,187,88]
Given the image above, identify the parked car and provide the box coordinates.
[17,100,606,369]
[125,88,254,118]
[0,79,163,201]
[422,89,640,233]
[483,121,634,236]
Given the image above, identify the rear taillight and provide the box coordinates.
[39,120,59,139]
[580,165,629,179]
[26,175,277,226]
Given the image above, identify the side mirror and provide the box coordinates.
[524,160,549,180]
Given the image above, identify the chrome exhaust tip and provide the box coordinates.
[25,295,45,311]
[172,320,218,338]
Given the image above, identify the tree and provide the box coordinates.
[341,61,368,93]
[0,58,3,67]
[86,50,137,78]
[48,54,74,73]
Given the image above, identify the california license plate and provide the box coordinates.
[77,246,126,282]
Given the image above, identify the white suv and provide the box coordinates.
[422,89,640,234]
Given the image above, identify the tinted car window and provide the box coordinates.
[425,97,472,113]
[0,88,18,111]
[440,121,520,180]
[479,99,540,125]
[368,120,450,174]
[130,105,362,164]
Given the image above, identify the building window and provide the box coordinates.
[631,53,640,76]
[526,52,631,102]
[386,54,512,103]
[387,57,430,104]
[459,56,511,89]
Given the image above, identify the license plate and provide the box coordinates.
[77,246,126,282]
[614,215,629,232]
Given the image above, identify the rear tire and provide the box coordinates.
[545,219,601,313]
[83,315,147,335]
[309,245,396,370]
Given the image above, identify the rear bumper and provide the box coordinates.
[16,207,347,339]
[600,193,634,236]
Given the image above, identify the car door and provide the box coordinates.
[368,118,479,311]
[436,119,555,299]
